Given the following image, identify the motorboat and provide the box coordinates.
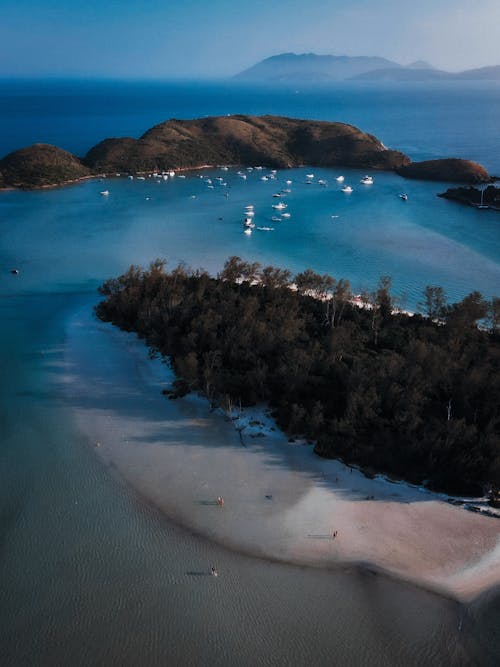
[306,174,314,179]
[271,216,282,222]
[257,226,274,231]
[286,180,292,185]
[272,202,287,210]
[399,193,408,201]
[281,212,291,218]
[272,193,282,198]
[100,190,110,196]
[336,175,345,182]
[244,228,252,235]
[341,186,353,193]
[360,176,373,185]
[243,217,255,228]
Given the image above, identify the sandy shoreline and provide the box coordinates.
[63,304,500,602]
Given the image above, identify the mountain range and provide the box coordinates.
[234,53,500,83]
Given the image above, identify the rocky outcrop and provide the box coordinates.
[397,158,490,183]
[0,143,90,189]
[438,185,500,209]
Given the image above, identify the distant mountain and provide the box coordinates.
[407,60,434,70]
[233,53,401,83]
[235,53,500,83]
[353,64,500,82]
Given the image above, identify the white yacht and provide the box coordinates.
[272,202,287,210]
[341,185,353,193]
[336,175,345,182]
[360,175,373,185]
[100,190,110,196]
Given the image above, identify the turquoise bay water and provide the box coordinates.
[1,82,500,665]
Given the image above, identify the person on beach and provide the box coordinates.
[217,496,224,506]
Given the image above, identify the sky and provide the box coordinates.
[1,0,499,78]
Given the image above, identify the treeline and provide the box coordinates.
[96,257,500,496]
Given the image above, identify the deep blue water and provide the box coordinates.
[1,79,500,666]
[1,79,500,173]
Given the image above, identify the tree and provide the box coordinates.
[446,291,488,331]
[375,275,393,320]
[260,265,292,289]
[420,285,447,320]
[487,296,500,335]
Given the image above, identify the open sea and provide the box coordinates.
[1,80,500,665]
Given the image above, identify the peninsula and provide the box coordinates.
[0,115,491,190]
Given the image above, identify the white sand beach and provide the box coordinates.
[64,306,500,601]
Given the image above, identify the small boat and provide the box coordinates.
[271,216,282,222]
[168,171,175,178]
[245,210,255,217]
[128,175,134,180]
[272,193,282,198]
[257,226,274,231]
[177,175,186,179]
[162,174,168,180]
[243,218,255,228]
[306,174,314,179]
[247,167,253,171]
[399,193,408,201]
[261,176,268,181]
[239,174,247,180]
[10,268,20,275]
[255,166,263,170]
[207,185,214,189]
[281,212,291,218]
[336,175,345,182]
[360,175,373,185]
[137,176,146,181]
[100,190,110,196]
[282,188,291,194]
[286,180,292,185]
[318,179,327,186]
[272,203,287,210]
[244,228,252,235]
[341,186,353,193]
[220,166,229,171]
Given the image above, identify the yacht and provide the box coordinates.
[360,175,374,185]
[243,217,255,228]
[336,175,345,182]
[244,227,252,235]
[341,185,353,193]
[100,190,110,196]
[281,212,291,218]
[399,193,408,201]
[306,174,314,179]
[286,180,292,185]
[272,202,287,210]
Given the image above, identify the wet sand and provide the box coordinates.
[64,305,500,602]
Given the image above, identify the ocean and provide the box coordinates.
[1,80,500,665]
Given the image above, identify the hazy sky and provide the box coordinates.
[1,0,499,78]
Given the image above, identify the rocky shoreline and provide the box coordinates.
[438,184,500,210]
[0,114,492,190]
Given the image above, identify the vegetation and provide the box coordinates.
[96,257,500,496]
[0,143,90,189]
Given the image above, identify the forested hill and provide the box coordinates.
[96,258,500,497]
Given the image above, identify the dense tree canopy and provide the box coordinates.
[97,257,500,496]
